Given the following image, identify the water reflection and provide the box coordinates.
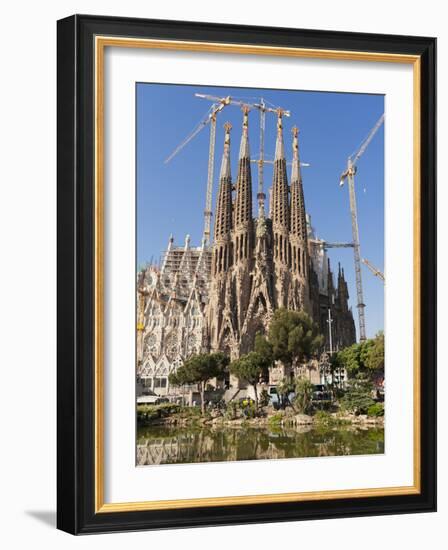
[137,425,384,465]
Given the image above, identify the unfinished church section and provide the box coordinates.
[136,235,211,394]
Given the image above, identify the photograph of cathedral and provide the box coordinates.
[136,84,385,466]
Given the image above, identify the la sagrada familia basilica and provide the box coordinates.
[137,109,356,394]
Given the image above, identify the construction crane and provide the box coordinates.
[165,93,292,245]
[310,239,384,285]
[309,239,354,250]
[164,98,231,246]
[362,258,385,283]
[195,94,291,220]
[339,113,384,341]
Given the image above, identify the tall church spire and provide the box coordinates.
[271,110,289,230]
[274,109,285,161]
[239,106,250,159]
[271,109,290,277]
[213,122,233,242]
[231,107,254,335]
[290,127,307,241]
[234,107,253,235]
[337,263,350,312]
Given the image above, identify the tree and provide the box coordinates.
[268,308,324,370]
[254,333,274,366]
[333,332,384,378]
[229,351,270,410]
[168,352,229,414]
[340,372,375,415]
[294,377,314,414]
[366,332,384,372]
[335,343,362,374]
[360,338,375,369]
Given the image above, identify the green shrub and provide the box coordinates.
[242,400,257,418]
[294,377,314,414]
[268,413,283,427]
[224,401,239,420]
[259,388,270,408]
[136,402,180,423]
[314,410,332,425]
[340,372,375,415]
[181,405,201,417]
[367,402,384,417]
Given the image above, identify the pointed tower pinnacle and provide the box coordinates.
[234,107,253,231]
[275,109,285,160]
[327,258,335,302]
[220,122,232,179]
[271,109,289,231]
[178,234,193,290]
[239,106,250,159]
[161,234,174,274]
[337,262,349,312]
[290,126,307,240]
[213,123,233,243]
[291,126,301,183]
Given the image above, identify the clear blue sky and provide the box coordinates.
[136,83,384,340]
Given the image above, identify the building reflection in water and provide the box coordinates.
[136,426,384,466]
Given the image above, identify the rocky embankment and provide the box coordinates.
[143,407,384,429]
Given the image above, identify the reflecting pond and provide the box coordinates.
[137,425,384,465]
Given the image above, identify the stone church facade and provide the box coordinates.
[137,111,356,394]
[136,235,212,394]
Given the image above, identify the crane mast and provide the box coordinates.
[347,157,366,340]
[204,115,217,245]
[257,99,266,217]
[339,113,384,341]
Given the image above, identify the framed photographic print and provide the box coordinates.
[57,14,436,534]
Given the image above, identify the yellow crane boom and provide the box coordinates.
[362,258,385,283]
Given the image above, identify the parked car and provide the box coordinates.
[267,386,295,409]
[311,384,333,403]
